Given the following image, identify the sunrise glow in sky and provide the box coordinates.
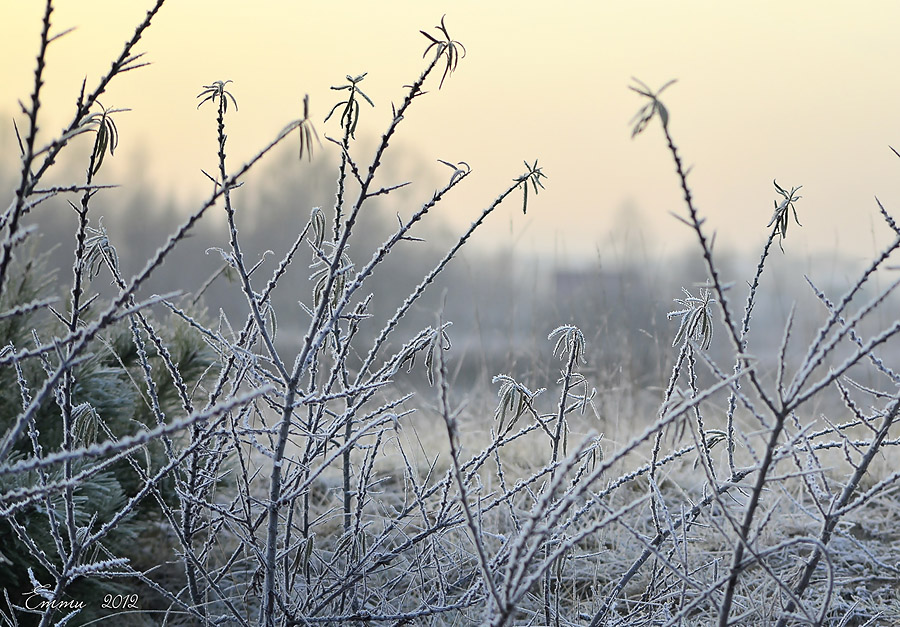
[4,1,900,266]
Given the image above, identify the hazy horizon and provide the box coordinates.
[4,1,900,266]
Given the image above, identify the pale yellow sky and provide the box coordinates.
[4,1,900,265]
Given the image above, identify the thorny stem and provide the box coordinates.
[725,225,779,474]
[660,124,776,419]
[204,84,312,625]
[181,82,243,619]
[27,0,167,196]
[551,343,579,467]
[2,0,55,308]
[332,122,352,242]
[437,320,505,616]
[542,341,579,625]
[649,340,690,535]
[718,419,788,623]
[48,112,108,621]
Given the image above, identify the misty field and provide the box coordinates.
[3,3,900,626]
